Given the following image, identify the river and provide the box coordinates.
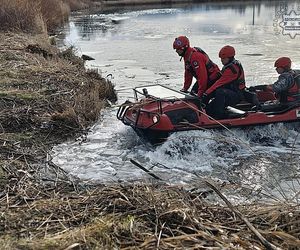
[52,1,300,203]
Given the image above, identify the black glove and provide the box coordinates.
[253,85,269,91]
[248,86,256,92]
[200,93,209,105]
[198,93,209,108]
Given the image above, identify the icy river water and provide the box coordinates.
[53,1,300,202]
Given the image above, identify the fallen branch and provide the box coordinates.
[205,179,282,250]
[130,159,163,181]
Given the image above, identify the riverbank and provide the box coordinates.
[2,181,299,249]
[1,1,300,249]
[0,32,116,142]
[98,0,265,6]
[0,1,118,206]
[99,0,194,6]
[0,31,118,248]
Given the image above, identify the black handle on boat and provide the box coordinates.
[142,88,149,97]
[117,101,132,120]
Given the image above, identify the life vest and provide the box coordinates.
[185,47,221,86]
[286,70,300,101]
[221,59,246,92]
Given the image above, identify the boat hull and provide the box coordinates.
[117,84,300,144]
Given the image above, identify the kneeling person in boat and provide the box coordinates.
[266,57,300,103]
[173,36,221,98]
[204,45,246,119]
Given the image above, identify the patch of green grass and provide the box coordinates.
[0,90,41,100]
[0,70,20,79]
[0,132,37,149]
[0,236,16,250]
[1,51,24,61]
[1,132,34,141]
[0,165,6,179]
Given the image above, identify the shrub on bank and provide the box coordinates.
[0,0,91,33]
[41,0,70,33]
[65,0,91,11]
[0,0,46,33]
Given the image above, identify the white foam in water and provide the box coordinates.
[52,108,300,180]
[52,106,300,203]
[145,130,244,171]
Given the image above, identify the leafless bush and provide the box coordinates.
[64,0,90,11]
[41,0,70,33]
[0,0,77,33]
[0,0,45,33]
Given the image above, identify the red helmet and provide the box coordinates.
[173,36,190,50]
[219,45,235,59]
[274,57,291,69]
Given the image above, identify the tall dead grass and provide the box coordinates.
[0,0,90,33]
[41,0,70,33]
[0,0,45,33]
[65,0,91,11]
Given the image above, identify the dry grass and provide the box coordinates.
[0,168,299,250]
[0,0,93,33]
[1,135,298,250]
[41,0,70,33]
[0,31,117,144]
[65,0,91,11]
[0,31,119,248]
[0,0,45,33]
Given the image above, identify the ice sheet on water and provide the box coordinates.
[88,8,182,25]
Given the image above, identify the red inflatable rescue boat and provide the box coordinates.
[117,84,300,144]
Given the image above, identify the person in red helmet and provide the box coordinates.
[267,57,300,103]
[204,45,246,119]
[173,36,221,98]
